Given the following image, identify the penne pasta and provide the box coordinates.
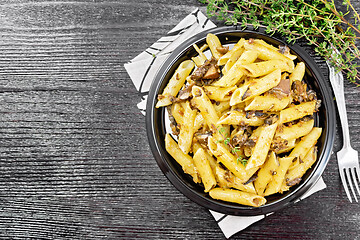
[264,156,294,196]
[218,38,245,66]
[156,60,195,108]
[170,102,184,126]
[214,101,231,115]
[215,165,256,194]
[178,101,197,154]
[245,95,291,112]
[276,138,297,154]
[203,85,237,102]
[230,69,282,105]
[242,59,293,77]
[275,119,314,140]
[191,86,220,129]
[193,113,205,133]
[217,110,265,126]
[279,101,316,123]
[157,33,323,207]
[289,62,305,84]
[214,50,258,87]
[288,127,322,169]
[253,39,297,60]
[246,122,278,170]
[208,136,248,182]
[209,188,267,207]
[254,151,280,196]
[244,40,293,63]
[165,134,200,183]
[193,148,217,192]
[206,33,225,60]
[192,43,208,67]
[281,146,317,192]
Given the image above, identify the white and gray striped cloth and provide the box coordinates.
[124,8,326,239]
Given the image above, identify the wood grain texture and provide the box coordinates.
[0,0,359,239]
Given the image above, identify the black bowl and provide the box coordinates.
[146,26,335,216]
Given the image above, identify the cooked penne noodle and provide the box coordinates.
[193,142,217,171]
[191,86,220,129]
[178,101,197,154]
[242,59,293,77]
[246,122,278,170]
[254,151,280,196]
[222,48,245,75]
[253,39,297,60]
[245,95,291,112]
[209,188,267,207]
[217,110,265,126]
[279,101,316,123]
[192,43,208,67]
[230,102,246,111]
[193,113,205,133]
[288,127,322,169]
[276,138,297,154]
[281,146,317,192]
[289,62,305,83]
[208,136,248,182]
[193,148,217,192]
[214,101,231,115]
[230,69,282,105]
[218,38,245,66]
[203,85,237,102]
[156,60,195,108]
[206,33,224,60]
[244,40,292,63]
[214,50,258,87]
[264,156,294,196]
[165,134,200,183]
[170,103,184,126]
[275,119,314,140]
[215,165,256,194]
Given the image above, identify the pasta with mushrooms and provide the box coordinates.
[156,34,322,207]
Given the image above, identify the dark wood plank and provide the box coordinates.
[0,0,359,239]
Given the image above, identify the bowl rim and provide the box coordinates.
[146,25,335,216]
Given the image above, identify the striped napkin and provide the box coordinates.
[124,8,327,239]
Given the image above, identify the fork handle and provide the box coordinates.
[332,80,351,149]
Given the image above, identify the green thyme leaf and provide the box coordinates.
[198,0,360,86]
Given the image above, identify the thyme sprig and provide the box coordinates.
[216,126,248,166]
[199,0,360,86]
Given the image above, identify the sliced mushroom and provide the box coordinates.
[216,45,229,55]
[203,65,220,79]
[178,83,195,101]
[286,177,302,187]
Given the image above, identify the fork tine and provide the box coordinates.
[346,168,358,202]
[352,167,360,199]
[340,168,353,203]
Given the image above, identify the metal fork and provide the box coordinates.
[327,62,360,202]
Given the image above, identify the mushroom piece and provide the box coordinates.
[291,80,307,103]
[216,45,229,55]
[166,106,180,136]
[286,177,302,187]
[194,132,212,146]
[272,76,291,95]
[190,57,219,82]
[264,114,279,125]
[203,65,220,79]
[278,45,290,55]
[177,83,195,101]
